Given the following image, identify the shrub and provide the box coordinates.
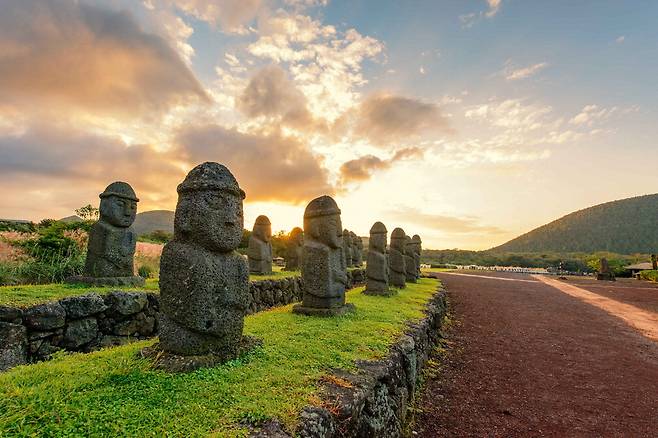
[639,270,658,282]
[138,265,154,279]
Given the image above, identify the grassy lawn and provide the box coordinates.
[422,267,455,274]
[0,279,159,308]
[0,278,439,437]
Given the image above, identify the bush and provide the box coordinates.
[640,270,658,282]
[138,265,154,279]
[5,221,87,285]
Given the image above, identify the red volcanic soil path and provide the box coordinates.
[414,271,658,437]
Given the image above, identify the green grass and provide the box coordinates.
[0,278,439,437]
[0,279,159,308]
[422,267,454,274]
[248,266,300,281]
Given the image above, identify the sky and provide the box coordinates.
[0,0,657,250]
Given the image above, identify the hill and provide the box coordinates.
[492,194,658,254]
[133,210,174,236]
[59,215,83,223]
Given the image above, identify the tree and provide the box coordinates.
[75,204,99,221]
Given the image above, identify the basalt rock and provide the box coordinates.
[248,215,273,275]
[156,162,251,369]
[388,228,407,289]
[68,181,144,287]
[284,227,304,271]
[293,196,353,317]
[597,257,616,281]
[411,235,422,279]
[342,229,353,268]
[404,235,417,283]
[364,222,393,297]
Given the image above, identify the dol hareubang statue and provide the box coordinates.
[343,229,353,267]
[412,234,422,279]
[284,227,304,271]
[389,227,407,289]
[293,196,353,316]
[351,231,363,267]
[151,162,253,369]
[364,222,393,296]
[68,181,144,287]
[248,215,273,275]
[404,235,417,283]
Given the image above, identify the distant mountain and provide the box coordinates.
[60,215,83,223]
[133,210,174,236]
[491,194,658,254]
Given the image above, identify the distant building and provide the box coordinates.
[624,262,654,276]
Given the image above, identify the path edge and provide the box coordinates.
[250,282,448,437]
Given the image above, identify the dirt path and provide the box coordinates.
[414,272,658,437]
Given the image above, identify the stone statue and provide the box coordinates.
[293,196,353,316]
[652,254,657,271]
[351,231,363,267]
[389,228,407,289]
[248,215,273,275]
[156,162,251,365]
[596,257,615,281]
[343,229,353,267]
[68,181,144,287]
[412,234,422,279]
[404,235,417,283]
[284,227,304,271]
[364,222,393,296]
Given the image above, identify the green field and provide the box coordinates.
[0,279,439,437]
[0,279,159,308]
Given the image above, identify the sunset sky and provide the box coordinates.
[1,0,656,249]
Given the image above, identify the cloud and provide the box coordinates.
[616,35,625,44]
[485,0,502,17]
[0,0,207,118]
[460,0,502,27]
[503,62,549,81]
[341,93,451,146]
[174,125,333,203]
[237,64,321,130]
[163,0,262,33]
[569,104,617,127]
[339,147,424,184]
[248,12,384,121]
[388,207,506,235]
[0,123,185,220]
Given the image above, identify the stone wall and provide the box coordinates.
[251,285,448,438]
[1,269,367,371]
[1,291,159,371]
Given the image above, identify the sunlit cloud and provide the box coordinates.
[248,11,384,121]
[174,124,333,203]
[160,0,263,34]
[237,64,323,132]
[387,207,506,235]
[339,147,424,184]
[337,93,451,147]
[0,0,207,119]
[503,61,549,81]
